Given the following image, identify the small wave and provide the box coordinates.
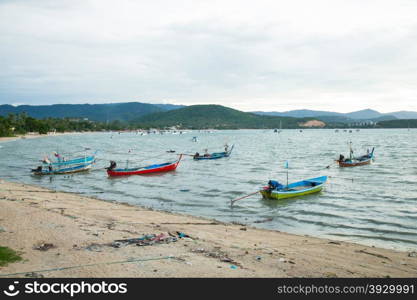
[329,233,417,246]
[356,217,417,231]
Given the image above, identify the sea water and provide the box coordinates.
[1,129,416,251]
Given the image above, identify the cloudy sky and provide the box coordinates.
[1,0,417,112]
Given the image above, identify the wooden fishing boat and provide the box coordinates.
[336,146,374,168]
[31,154,96,175]
[106,155,182,177]
[260,176,327,200]
[32,161,94,175]
[193,145,234,160]
[337,157,372,167]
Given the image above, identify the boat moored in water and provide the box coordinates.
[31,162,94,175]
[260,176,327,200]
[106,154,182,177]
[193,145,234,160]
[31,152,97,175]
[336,145,374,167]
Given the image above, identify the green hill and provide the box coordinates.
[135,105,312,129]
[0,102,183,122]
[376,119,417,128]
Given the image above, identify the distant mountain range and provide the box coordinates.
[1,102,416,128]
[252,108,417,122]
[0,102,184,122]
[135,105,417,129]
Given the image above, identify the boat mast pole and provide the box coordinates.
[349,141,353,160]
[286,160,289,187]
[286,169,288,187]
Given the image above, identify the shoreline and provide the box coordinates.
[1,128,413,144]
[0,131,103,143]
[0,179,416,278]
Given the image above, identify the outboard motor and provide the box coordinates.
[267,180,283,191]
[339,154,345,162]
[31,166,42,173]
[107,161,117,170]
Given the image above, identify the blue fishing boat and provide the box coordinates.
[31,152,96,175]
[32,161,95,175]
[260,176,327,200]
[193,145,234,160]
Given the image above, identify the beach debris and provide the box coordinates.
[111,235,155,247]
[253,218,273,224]
[110,232,190,248]
[231,221,246,226]
[278,258,286,263]
[220,257,233,263]
[191,248,206,253]
[408,251,417,258]
[106,223,115,230]
[33,242,56,251]
[85,244,103,252]
[255,256,262,261]
[173,231,192,239]
[328,241,341,245]
[72,244,79,249]
[230,265,238,270]
[355,249,391,261]
[206,250,224,259]
[25,272,44,278]
[136,233,177,246]
[240,227,247,231]
[111,241,126,248]
[191,247,240,266]
[0,226,6,233]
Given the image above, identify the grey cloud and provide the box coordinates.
[0,0,416,112]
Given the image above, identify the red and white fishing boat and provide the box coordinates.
[106,155,182,177]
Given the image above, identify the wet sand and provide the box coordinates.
[0,180,416,278]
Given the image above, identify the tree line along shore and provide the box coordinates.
[1,111,416,138]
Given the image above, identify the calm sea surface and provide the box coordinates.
[1,129,416,251]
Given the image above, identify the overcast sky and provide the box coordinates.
[1,0,417,112]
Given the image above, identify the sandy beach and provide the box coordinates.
[0,132,98,143]
[0,180,416,278]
